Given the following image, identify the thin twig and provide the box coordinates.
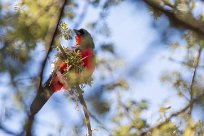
[168,57,204,69]
[143,0,204,36]
[141,92,204,136]
[57,44,67,58]
[89,112,111,134]
[76,85,92,136]
[0,124,17,136]
[189,47,202,115]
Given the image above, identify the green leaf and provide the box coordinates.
[60,22,67,30]
[177,3,188,13]
[159,106,171,113]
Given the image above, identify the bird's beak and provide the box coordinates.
[73,29,80,35]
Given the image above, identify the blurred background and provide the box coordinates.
[1,0,204,135]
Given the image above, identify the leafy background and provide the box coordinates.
[1,0,204,136]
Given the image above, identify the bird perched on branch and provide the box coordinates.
[30,29,95,115]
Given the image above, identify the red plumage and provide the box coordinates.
[50,48,95,92]
[30,29,95,115]
[50,75,63,91]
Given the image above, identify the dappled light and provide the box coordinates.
[1,0,204,136]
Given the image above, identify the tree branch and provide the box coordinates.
[39,0,68,86]
[76,85,92,136]
[189,47,202,115]
[141,92,204,136]
[24,0,68,135]
[168,57,204,69]
[143,0,204,36]
[89,112,111,134]
[0,124,17,136]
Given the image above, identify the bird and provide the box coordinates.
[30,28,95,116]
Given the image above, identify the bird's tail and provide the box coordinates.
[30,86,54,116]
[30,77,54,116]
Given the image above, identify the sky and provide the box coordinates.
[1,0,203,136]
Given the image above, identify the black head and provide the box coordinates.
[73,28,95,49]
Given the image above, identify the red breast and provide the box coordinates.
[76,34,81,45]
[50,33,95,92]
[50,75,63,91]
[59,63,67,73]
[80,48,95,71]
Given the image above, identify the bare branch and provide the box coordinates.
[24,115,34,136]
[143,0,204,36]
[168,57,204,69]
[39,0,68,86]
[141,92,204,136]
[0,124,17,136]
[89,112,111,134]
[76,85,92,136]
[24,0,68,135]
[189,47,202,115]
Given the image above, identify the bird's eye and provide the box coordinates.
[79,29,85,35]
